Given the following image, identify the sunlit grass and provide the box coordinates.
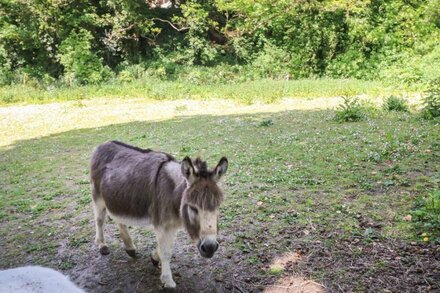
[0,95,426,148]
[0,78,411,106]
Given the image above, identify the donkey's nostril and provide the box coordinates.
[198,239,218,258]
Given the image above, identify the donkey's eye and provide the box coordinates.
[188,205,199,215]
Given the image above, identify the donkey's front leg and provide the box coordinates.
[156,227,177,288]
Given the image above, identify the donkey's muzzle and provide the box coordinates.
[198,239,219,258]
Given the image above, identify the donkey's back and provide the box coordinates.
[91,140,155,194]
[90,140,177,221]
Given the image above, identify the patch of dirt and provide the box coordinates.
[2,200,439,293]
[276,228,440,292]
[264,276,324,293]
[64,219,251,293]
[50,214,438,293]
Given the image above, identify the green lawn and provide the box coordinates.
[0,95,438,291]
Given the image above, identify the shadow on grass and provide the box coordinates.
[0,109,438,292]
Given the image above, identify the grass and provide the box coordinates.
[0,91,438,290]
[0,78,411,106]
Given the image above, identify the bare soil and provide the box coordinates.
[59,214,439,293]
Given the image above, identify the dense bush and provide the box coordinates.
[0,0,439,86]
[58,30,112,85]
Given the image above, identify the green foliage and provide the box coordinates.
[425,0,440,28]
[250,44,291,79]
[421,80,440,119]
[58,29,112,85]
[383,96,409,112]
[379,43,440,89]
[0,0,439,87]
[334,96,366,122]
[117,64,149,83]
[0,44,12,85]
[178,1,219,65]
[411,190,440,243]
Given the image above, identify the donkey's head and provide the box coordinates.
[180,156,228,258]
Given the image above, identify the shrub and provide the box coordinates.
[383,96,409,112]
[250,44,292,79]
[251,44,291,79]
[179,2,219,65]
[411,190,440,243]
[421,80,440,119]
[334,96,366,122]
[58,29,111,85]
[0,44,12,85]
[379,43,440,89]
[117,64,149,82]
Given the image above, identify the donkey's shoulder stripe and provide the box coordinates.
[110,140,152,153]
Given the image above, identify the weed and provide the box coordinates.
[334,96,365,122]
[58,260,76,270]
[77,195,91,207]
[246,256,259,265]
[268,265,284,276]
[383,96,409,112]
[283,212,298,224]
[259,119,274,127]
[68,235,90,248]
[411,190,440,243]
[421,81,440,119]
[175,105,188,112]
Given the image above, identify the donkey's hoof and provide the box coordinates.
[150,255,159,267]
[161,275,176,288]
[99,246,110,255]
[125,249,136,258]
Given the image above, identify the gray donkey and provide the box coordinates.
[90,141,228,288]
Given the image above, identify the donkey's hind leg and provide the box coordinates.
[92,198,109,255]
[117,223,136,258]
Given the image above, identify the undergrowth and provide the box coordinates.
[421,80,440,120]
[411,190,440,243]
[334,96,366,122]
[383,96,409,112]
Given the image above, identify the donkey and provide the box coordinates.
[90,141,228,288]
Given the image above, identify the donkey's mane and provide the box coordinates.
[111,140,175,161]
[193,158,211,178]
[111,140,152,153]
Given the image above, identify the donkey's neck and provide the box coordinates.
[161,162,188,220]
[163,161,186,186]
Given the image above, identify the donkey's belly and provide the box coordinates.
[106,210,152,227]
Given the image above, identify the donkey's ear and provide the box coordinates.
[181,157,196,183]
[213,157,228,182]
